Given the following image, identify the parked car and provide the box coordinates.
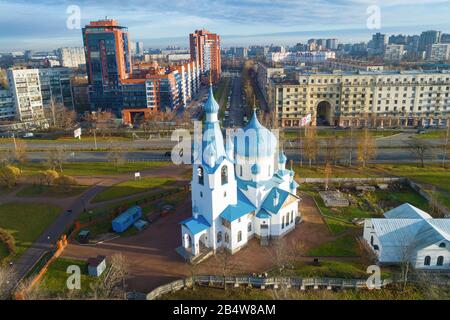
[417,129,427,134]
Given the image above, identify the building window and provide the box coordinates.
[424,256,431,266]
[237,231,242,243]
[286,213,290,226]
[291,211,294,223]
[437,256,444,266]
[248,222,252,232]
[221,166,228,185]
[224,233,229,243]
[217,231,222,243]
[282,216,285,229]
[198,166,204,185]
[439,243,446,248]
[239,165,243,177]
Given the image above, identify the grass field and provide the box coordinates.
[39,258,100,295]
[307,235,360,257]
[284,129,399,140]
[92,177,176,203]
[0,203,61,258]
[16,185,89,198]
[21,161,171,176]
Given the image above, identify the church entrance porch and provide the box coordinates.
[177,227,213,264]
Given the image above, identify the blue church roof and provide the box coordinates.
[180,214,211,235]
[220,190,256,222]
[279,152,287,164]
[203,86,220,114]
[261,187,293,214]
[234,111,277,158]
[256,209,271,219]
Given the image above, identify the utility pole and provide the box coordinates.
[443,125,449,168]
[12,132,17,151]
[93,130,98,150]
[349,125,353,166]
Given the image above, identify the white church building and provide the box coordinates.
[179,87,301,261]
[364,203,450,270]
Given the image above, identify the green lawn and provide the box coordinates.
[324,217,358,235]
[39,258,101,296]
[92,177,177,203]
[284,129,398,140]
[0,203,61,258]
[307,235,359,257]
[415,130,448,139]
[21,161,171,176]
[16,185,89,198]
[294,165,381,179]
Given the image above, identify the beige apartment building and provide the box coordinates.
[269,70,450,128]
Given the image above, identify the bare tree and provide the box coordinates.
[303,127,319,167]
[324,163,332,191]
[214,248,238,291]
[357,129,377,168]
[12,140,28,172]
[90,254,130,299]
[46,147,68,172]
[107,145,125,172]
[45,101,77,129]
[405,138,433,168]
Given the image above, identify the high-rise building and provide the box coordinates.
[136,41,144,55]
[428,43,450,61]
[325,39,338,50]
[82,19,132,111]
[189,29,221,83]
[58,47,86,68]
[0,88,15,121]
[38,68,74,110]
[369,33,386,55]
[388,34,407,45]
[7,69,45,122]
[441,33,450,44]
[418,30,441,52]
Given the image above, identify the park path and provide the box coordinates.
[3,164,190,295]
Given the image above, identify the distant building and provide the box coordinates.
[325,39,338,50]
[388,34,407,45]
[189,29,221,83]
[384,44,405,61]
[0,89,15,121]
[428,43,450,61]
[136,41,144,55]
[7,69,45,122]
[442,33,450,44]
[418,30,441,53]
[234,47,248,59]
[368,33,387,55]
[256,62,284,102]
[266,51,335,64]
[58,47,86,68]
[364,203,450,270]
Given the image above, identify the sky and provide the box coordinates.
[1,0,450,51]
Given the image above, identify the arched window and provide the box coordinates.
[248,222,252,232]
[224,233,229,243]
[197,166,204,185]
[370,236,374,246]
[237,231,242,242]
[239,165,243,177]
[439,243,446,248]
[217,231,222,243]
[437,256,444,266]
[221,166,228,185]
[291,211,294,223]
[424,256,431,266]
[282,216,285,229]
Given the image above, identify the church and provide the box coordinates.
[179,86,301,261]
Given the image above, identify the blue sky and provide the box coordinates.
[1,0,450,51]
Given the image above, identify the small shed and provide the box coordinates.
[112,206,142,233]
[87,255,107,277]
[77,229,90,244]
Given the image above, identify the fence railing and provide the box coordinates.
[146,275,393,300]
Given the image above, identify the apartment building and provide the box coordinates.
[428,44,450,61]
[189,29,221,83]
[7,69,45,122]
[384,44,405,61]
[0,89,15,121]
[39,68,74,109]
[269,70,450,128]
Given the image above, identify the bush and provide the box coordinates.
[54,175,77,193]
[0,165,21,188]
[38,170,59,186]
[0,228,16,258]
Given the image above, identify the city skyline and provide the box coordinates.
[1,0,450,51]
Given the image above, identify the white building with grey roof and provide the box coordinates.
[364,203,450,269]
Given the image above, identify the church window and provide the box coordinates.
[237,231,242,242]
[198,166,204,185]
[225,233,229,243]
[221,166,228,185]
[282,216,285,229]
[224,191,227,198]
[437,256,444,266]
[200,192,203,198]
[286,214,290,226]
[239,165,243,177]
[217,232,222,243]
[439,243,446,248]
[248,222,252,232]
[291,211,294,223]
[268,165,271,176]
[424,256,431,266]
